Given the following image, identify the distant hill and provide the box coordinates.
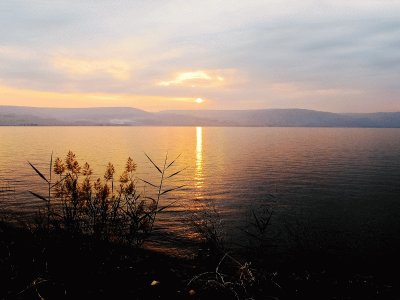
[156,109,400,127]
[0,106,152,125]
[1,106,400,127]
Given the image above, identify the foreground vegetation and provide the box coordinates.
[1,152,400,299]
[27,151,183,247]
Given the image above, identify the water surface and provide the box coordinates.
[1,127,400,255]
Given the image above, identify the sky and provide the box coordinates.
[0,0,400,112]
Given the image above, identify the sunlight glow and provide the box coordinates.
[195,98,204,104]
[158,70,226,87]
[159,71,211,86]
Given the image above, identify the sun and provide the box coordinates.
[195,98,204,104]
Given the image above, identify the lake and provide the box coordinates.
[1,126,400,256]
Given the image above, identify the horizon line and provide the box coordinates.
[0,104,399,115]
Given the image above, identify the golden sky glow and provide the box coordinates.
[0,85,203,111]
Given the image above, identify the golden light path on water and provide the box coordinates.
[195,127,203,194]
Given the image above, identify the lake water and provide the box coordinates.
[1,126,400,256]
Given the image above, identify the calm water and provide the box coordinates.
[1,126,400,254]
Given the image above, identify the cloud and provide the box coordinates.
[157,69,239,88]
[158,70,231,87]
[267,82,364,99]
[0,46,36,60]
[52,56,131,81]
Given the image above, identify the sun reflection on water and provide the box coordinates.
[195,127,203,191]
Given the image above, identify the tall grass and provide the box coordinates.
[189,201,226,254]
[0,179,16,222]
[28,151,183,246]
[187,198,279,299]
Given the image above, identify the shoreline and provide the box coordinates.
[1,220,400,299]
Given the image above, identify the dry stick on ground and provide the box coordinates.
[16,277,48,300]
[187,252,258,299]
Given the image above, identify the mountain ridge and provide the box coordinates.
[1,106,400,127]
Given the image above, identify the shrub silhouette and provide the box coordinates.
[29,151,183,246]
